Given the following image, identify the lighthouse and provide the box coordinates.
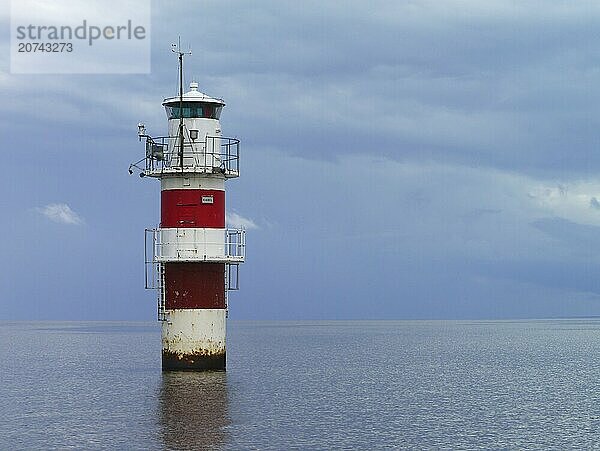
[130,45,245,370]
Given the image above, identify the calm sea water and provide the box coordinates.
[2,319,600,449]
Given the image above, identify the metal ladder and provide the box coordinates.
[157,263,167,322]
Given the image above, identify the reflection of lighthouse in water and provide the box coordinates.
[159,372,230,448]
[130,44,245,370]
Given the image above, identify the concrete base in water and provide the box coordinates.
[161,308,227,371]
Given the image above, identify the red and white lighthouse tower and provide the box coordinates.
[130,45,244,370]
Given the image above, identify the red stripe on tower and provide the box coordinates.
[164,262,225,309]
[161,189,225,228]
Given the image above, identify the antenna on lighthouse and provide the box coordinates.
[171,37,192,171]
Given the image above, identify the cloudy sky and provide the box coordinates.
[3,1,600,320]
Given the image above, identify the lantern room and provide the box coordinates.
[163,82,224,142]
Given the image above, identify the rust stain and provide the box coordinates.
[162,349,226,371]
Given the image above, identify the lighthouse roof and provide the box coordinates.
[163,82,225,106]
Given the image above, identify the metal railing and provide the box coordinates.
[144,228,244,321]
[145,227,245,263]
[131,135,240,177]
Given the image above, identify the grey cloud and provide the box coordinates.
[531,217,600,254]
[474,257,600,297]
[5,1,600,176]
[154,1,600,175]
[6,1,600,320]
